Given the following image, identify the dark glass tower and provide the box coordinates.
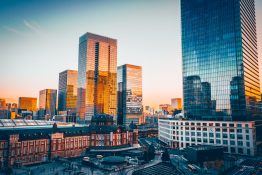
[182,0,261,121]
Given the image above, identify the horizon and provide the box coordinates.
[1,0,262,109]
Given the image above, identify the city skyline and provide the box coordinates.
[1,0,262,108]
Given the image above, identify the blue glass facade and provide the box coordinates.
[182,0,261,121]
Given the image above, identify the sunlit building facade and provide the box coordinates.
[182,0,261,121]
[77,33,117,121]
[117,64,143,125]
[171,98,182,110]
[58,70,78,114]
[39,89,57,117]
[18,97,37,112]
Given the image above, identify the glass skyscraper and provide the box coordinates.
[117,64,143,125]
[77,33,117,121]
[39,89,57,117]
[58,70,78,114]
[182,0,261,121]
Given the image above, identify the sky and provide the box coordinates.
[0,0,262,109]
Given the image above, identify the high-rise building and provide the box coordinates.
[182,0,261,121]
[39,89,57,116]
[18,97,37,112]
[171,98,182,110]
[77,32,117,121]
[58,70,78,114]
[117,64,143,125]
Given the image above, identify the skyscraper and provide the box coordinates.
[39,89,57,116]
[182,0,261,121]
[77,33,117,121]
[58,70,78,114]
[18,97,37,112]
[117,64,143,125]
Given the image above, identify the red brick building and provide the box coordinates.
[0,114,138,169]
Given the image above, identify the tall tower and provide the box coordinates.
[58,70,78,114]
[39,89,57,117]
[77,33,117,121]
[117,64,143,125]
[182,0,261,121]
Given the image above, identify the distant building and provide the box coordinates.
[39,89,57,117]
[159,104,171,114]
[117,64,143,125]
[58,70,78,114]
[159,118,258,156]
[18,97,37,112]
[77,32,117,121]
[171,98,182,110]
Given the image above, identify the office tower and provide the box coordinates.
[18,97,37,112]
[182,0,261,121]
[58,70,78,114]
[39,89,57,116]
[77,32,117,121]
[171,98,182,110]
[117,64,143,125]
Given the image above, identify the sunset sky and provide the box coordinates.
[1,0,262,108]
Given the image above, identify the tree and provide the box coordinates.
[161,148,170,162]
[148,144,155,161]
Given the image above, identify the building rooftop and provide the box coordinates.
[186,145,224,151]
[132,162,182,175]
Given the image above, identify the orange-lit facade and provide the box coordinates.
[18,97,37,112]
[77,33,117,121]
[58,70,78,113]
[39,89,57,116]
[171,98,182,110]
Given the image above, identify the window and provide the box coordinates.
[222,123,227,127]
[216,133,221,138]
[246,135,250,140]
[209,133,214,137]
[245,129,249,133]
[237,135,243,140]
[230,147,235,153]
[215,123,220,127]
[237,141,243,146]
[203,132,207,137]
[210,139,214,144]
[237,129,242,133]
[191,132,195,136]
[223,134,228,138]
[216,140,221,144]
[230,141,235,145]
[237,124,242,128]
[197,132,201,136]
[230,134,235,139]
[203,138,207,143]
[186,137,190,141]
[238,148,243,154]
[223,140,228,145]
[246,142,250,147]
[229,124,234,127]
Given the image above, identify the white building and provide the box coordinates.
[158,118,257,156]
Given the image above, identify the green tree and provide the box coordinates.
[148,144,155,161]
[161,148,170,162]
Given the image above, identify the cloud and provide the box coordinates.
[23,20,43,35]
[3,26,26,36]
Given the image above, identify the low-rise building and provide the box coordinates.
[158,118,258,156]
[0,114,138,168]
